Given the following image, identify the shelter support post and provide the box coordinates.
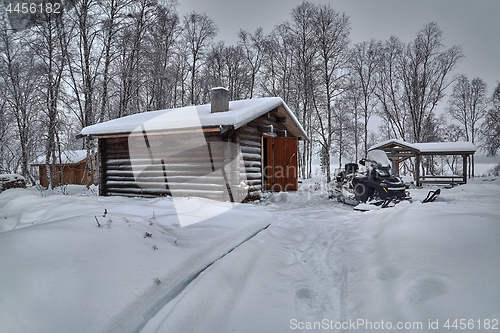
[463,154,467,184]
[391,159,398,176]
[415,154,421,187]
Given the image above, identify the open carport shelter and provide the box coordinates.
[78,89,307,201]
[369,139,476,187]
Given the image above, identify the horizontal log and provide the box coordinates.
[106,181,225,190]
[106,159,225,166]
[239,139,261,148]
[106,187,226,198]
[419,180,465,185]
[106,159,132,165]
[242,153,261,161]
[107,168,228,179]
[242,179,261,186]
[125,143,226,153]
[240,160,261,168]
[238,125,259,134]
[106,169,231,180]
[241,167,261,174]
[238,134,261,142]
[420,175,462,179]
[105,192,161,198]
[247,114,280,127]
[246,172,262,180]
[240,146,261,154]
[106,162,225,170]
[103,149,225,158]
[107,155,226,164]
[246,185,262,192]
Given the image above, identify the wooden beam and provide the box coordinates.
[415,154,421,186]
[391,159,398,176]
[386,152,415,158]
[463,154,467,184]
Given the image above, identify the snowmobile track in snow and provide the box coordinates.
[132,223,271,333]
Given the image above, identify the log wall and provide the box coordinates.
[99,132,234,200]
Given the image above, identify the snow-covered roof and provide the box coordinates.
[369,139,476,154]
[79,97,307,139]
[32,150,89,165]
[412,142,476,153]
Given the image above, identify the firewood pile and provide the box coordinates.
[0,174,27,192]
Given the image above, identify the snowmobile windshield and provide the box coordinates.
[366,150,391,168]
[376,168,391,177]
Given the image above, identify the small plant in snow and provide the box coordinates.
[144,232,152,238]
[148,212,156,225]
[106,219,112,228]
[312,182,318,191]
[103,209,107,217]
[36,184,46,197]
[152,244,158,250]
[153,278,161,285]
[174,238,178,245]
[60,184,69,195]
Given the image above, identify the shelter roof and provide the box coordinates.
[369,139,476,155]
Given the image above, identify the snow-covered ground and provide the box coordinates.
[1,179,499,332]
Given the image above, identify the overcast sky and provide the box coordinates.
[179,0,500,94]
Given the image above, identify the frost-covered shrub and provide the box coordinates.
[488,163,500,176]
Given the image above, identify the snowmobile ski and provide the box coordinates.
[422,188,441,203]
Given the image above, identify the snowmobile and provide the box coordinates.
[331,149,439,210]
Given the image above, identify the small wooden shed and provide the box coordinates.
[369,139,476,186]
[32,150,94,187]
[78,88,307,201]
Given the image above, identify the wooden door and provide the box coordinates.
[263,137,298,191]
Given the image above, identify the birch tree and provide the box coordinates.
[29,9,70,188]
[482,82,500,156]
[182,11,217,105]
[144,1,180,110]
[238,28,266,98]
[447,75,488,176]
[288,2,318,179]
[350,39,381,156]
[311,4,350,181]
[400,22,463,142]
[97,0,132,122]
[0,26,40,181]
[377,23,463,142]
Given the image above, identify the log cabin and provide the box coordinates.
[78,88,307,201]
[32,150,94,187]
